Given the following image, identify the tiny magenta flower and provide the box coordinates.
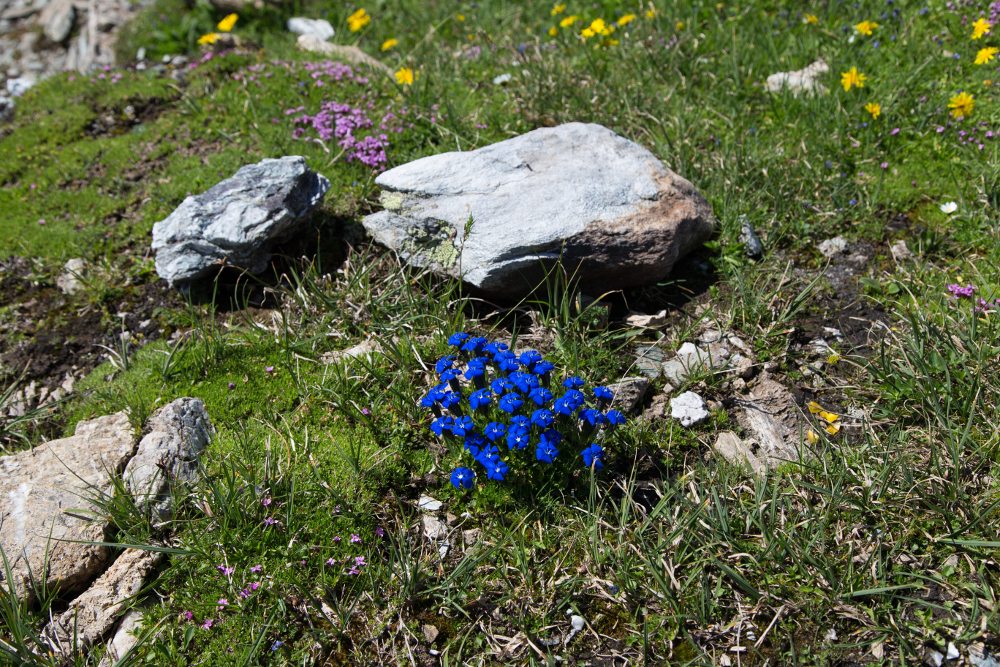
[202,619,214,629]
[250,565,263,572]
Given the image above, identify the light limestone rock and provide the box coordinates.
[44,549,164,656]
[732,375,808,468]
[56,257,89,295]
[123,398,212,523]
[713,431,765,474]
[296,34,391,73]
[0,411,135,601]
[669,391,709,427]
[287,17,333,41]
[764,60,829,97]
[362,123,714,296]
[39,0,74,42]
[96,609,145,667]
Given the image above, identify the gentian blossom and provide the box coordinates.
[451,467,476,489]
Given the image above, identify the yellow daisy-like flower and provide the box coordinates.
[865,102,881,119]
[972,17,992,39]
[804,13,819,24]
[347,8,371,32]
[948,91,975,118]
[590,18,613,35]
[825,422,841,435]
[827,352,841,365]
[676,21,684,30]
[646,8,657,18]
[619,13,636,25]
[560,15,578,27]
[381,38,398,51]
[551,4,566,15]
[854,20,878,35]
[548,26,558,36]
[841,66,866,91]
[456,13,465,21]
[806,429,819,444]
[198,32,220,44]
[217,13,237,32]
[395,67,416,85]
[975,46,999,64]
[581,27,595,38]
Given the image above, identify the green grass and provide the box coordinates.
[3,0,1000,664]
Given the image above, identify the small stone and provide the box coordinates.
[707,400,723,412]
[947,643,959,660]
[296,34,392,73]
[697,328,723,344]
[677,342,699,357]
[738,216,764,260]
[926,649,944,667]
[891,239,913,261]
[763,361,779,373]
[734,356,754,379]
[462,528,482,547]
[446,513,459,526]
[39,0,74,42]
[713,431,764,473]
[764,60,829,96]
[604,377,650,413]
[422,515,447,541]
[319,339,380,364]
[732,377,747,392]
[55,258,89,294]
[6,76,35,97]
[625,310,667,328]
[570,615,585,631]
[287,17,334,41]
[823,628,837,642]
[817,235,848,258]
[418,495,443,512]
[422,624,440,643]
[669,391,709,427]
[96,609,146,667]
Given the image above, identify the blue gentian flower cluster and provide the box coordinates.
[424,333,624,490]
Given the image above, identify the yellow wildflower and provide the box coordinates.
[381,38,398,51]
[198,32,220,44]
[619,13,636,25]
[603,37,619,46]
[217,13,237,32]
[819,410,839,423]
[581,27,595,37]
[347,8,371,32]
[806,429,819,444]
[827,352,841,365]
[972,17,992,39]
[456,13,464,21]
[646,8,657,19]
[549,26,557,36]
[590,18,613,35]
[865,102,881,119]
[825,422,841,435]
[676,21,684,30]
[854,20,878,35]
[552,4,566,15]
[804,13,819,24]
[841,67,866,91]
[395,67,415,85]
[948,91,975,118]
[807,401,823,414]
[975,46,999,64]
[986,79,994,86]
[560,15,578,27]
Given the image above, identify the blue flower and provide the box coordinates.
[469,388,493,410]
[534,360,555,377]
[440,392,462,410]
[540,428,562,446]
[465,358,489,380]
[435,355,457,374]
[519,350,542,370]
[420,391,438,408]
[581,444,604,471]
[498,393,524,413]
[464,433,486,456]
[563,389,586,409]
[448,332,470,347]
[451,415,475,437]
[461,336,488,353]
[531,409,555,428]
[484,422,506,441]
[491,377,515,396]
[605,410,626,426]
[497,353,521,373]
[562,376,585,389]
[430,416,453,436]
[536,442,559,463]
[528,387,553,406]
[580,409,608,426]
[483,342,509,356]
[440,368,461,383]
[552,397,575,416]
[475,444,501,465]
[594,386,613,402]
[507,425,530,450]
[450,467,476,489]
[849,198,858,206]
[509,415,530,427]
[510,372,539,394]
[486,459,510,481]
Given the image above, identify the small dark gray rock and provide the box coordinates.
[739,216,764,260]
[151,156,330,285]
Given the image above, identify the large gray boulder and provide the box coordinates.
[362,123,714,296]
[151,156,330,286]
